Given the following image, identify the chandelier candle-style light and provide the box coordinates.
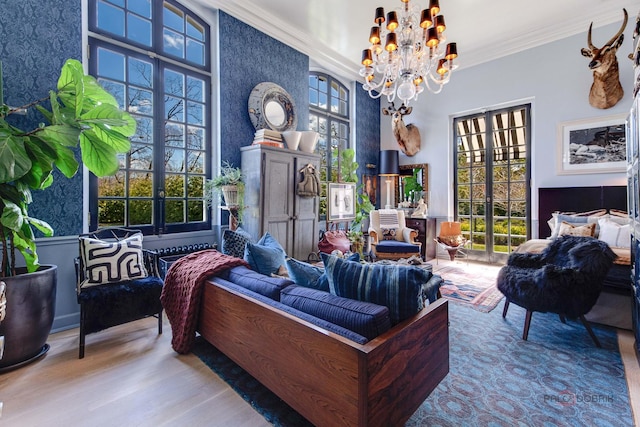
[360,0,458,105]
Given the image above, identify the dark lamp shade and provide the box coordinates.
[385,32,398,52]
[379,150,399,176]
[420,9,433,28]
[435,15,446,33]
[375,7,385,25]
[362,49,373,66]
[445,42,458,60]
[369,26,381,44]
[426,27,439,48]
[429,0,440,16]
[386,11,398,31]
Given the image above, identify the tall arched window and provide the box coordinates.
[88,0,213,234]
[309,72,350,219]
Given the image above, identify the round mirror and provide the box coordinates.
[264,100,286,127]
[248,82,297,132]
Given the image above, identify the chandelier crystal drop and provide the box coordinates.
[360,0,459,105]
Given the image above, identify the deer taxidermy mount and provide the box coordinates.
[581,9,628,109]
[382,102,421,157]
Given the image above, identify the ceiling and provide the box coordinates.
[200,0,637,81]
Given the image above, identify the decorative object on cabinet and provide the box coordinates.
[248,82,297,132]
[557,114,627,175]
[405,217,436,260]
[299,130,319,153]
[382,102,421,156]
[328,183,357,221]
[379,150,400,209]
[297,163,321,197]
[253,128,283,148]
[241,145,320,260]
[281,130,301,150]
[580,9,628,109]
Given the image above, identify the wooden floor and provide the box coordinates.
[1,260,638,426]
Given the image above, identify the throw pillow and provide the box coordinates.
[221,227,253,259]
[598,217,631,248]
[79,233,148,288]
[285,253,360,292]
[557,221,596,237]
[321,253,427,325]
[551,213,602,239]
[381,228,398,241]
[285,258,328,291]
[257,231,286,253]
[244,242,286,276]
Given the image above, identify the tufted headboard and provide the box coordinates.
[538,186,628,238]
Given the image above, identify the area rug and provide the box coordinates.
[434,262,504,312]
[192,300,633,427]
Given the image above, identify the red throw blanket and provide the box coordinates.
[160,250,248,353]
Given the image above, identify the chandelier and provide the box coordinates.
[360,0,458,105]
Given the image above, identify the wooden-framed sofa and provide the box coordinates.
[197,275,449,427]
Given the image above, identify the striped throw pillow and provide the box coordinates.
[321,254,428,325]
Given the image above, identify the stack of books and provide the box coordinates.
[253,129,283,148]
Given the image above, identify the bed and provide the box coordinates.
[520,186,633,329]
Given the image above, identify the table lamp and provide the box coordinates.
[379,150,399,209]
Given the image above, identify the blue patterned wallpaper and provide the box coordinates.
[219,12,310,168]
[355,84,381,205]
[0,0,83,237]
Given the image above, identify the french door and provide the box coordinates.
[453,104,531,263]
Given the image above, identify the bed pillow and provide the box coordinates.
[550,213,603,239]
[79,233,148,288]
[598,217,631,248]
[557,221,596,237]
[221,227,253,259]
[321,253,427,325]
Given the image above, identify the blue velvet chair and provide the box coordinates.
[74,228,163,358]
[497,235,617,347]
[368,210,421,260]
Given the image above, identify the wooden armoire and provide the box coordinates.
[241,144,320,260]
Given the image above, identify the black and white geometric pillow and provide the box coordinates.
[79,233,148,288]
[221,227,253,259]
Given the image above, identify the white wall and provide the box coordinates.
[381,21,635,236]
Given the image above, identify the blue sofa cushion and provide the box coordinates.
[281,285,391,340]
[285,253,360,292]
[244,232,286,275]
[322,253,429,325]
[220,265,293,301]
[375,240,420,254]
[212,277,369,344]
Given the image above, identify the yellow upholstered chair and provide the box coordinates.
[434,221,468,264]
[368,209,421,260]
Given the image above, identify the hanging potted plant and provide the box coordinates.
[204,161,245,230]
[0,59,135,370]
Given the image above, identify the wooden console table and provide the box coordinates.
[405,217,436,260]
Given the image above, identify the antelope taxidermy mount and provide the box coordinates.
[382,102,421,157]
[581,8,628,109]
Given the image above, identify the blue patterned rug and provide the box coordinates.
[193,299,633,427]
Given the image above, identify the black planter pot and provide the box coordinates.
[0,265,57,372]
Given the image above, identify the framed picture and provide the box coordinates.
[328,183,356,221]
[362,174,376,205]
[557,114,627,175]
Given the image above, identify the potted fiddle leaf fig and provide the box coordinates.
[0,59,135,370]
